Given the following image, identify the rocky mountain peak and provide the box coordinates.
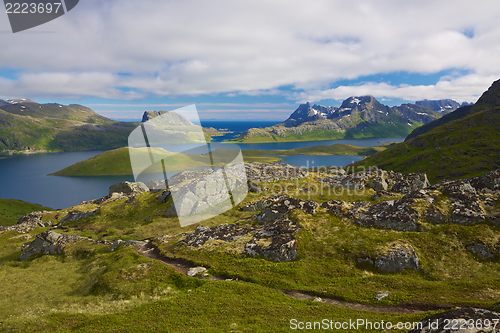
[339,95,378,109]
[471,78,500,111]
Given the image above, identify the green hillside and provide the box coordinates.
[0,198,51,226]
[50,144,387,176]
[351,80,500,183]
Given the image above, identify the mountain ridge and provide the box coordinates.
[232,96,461,143]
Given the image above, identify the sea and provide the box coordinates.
[0,120,404,209]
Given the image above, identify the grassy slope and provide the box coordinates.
[0,198,52,226]
[351,105,500,183]
[50,144,387,176]
[231,118,423,143]
[2,171,500,331]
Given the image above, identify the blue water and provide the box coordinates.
[0,119,404,209]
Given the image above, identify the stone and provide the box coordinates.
[19,230,100,261]
[244,162,308,183]
[441,180,486,225]
[375,293,389,301]
[355,198,420,232]
[321,200,370,219]
[180,223,257,247]
[253,196,319,224]
[368,175,388,192]
[425,208,445,224]
[408,307,500,333]
[58,208,99,226]
[470,169,500,192]
[468,243,494,260]
[144,179,168,193]
[247,180,262,193]
[391,173,430,194]
[157,190,172,203]
[109,181,149,195]
[0,211,50,233]
[374,242,420,273]
[187,267,207,277]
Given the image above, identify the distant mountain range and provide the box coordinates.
[352,79,500,182]
[0,101,223,153]
[232,97,467,143]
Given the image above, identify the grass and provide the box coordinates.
[0,198,52,226]
[351,105,500,183]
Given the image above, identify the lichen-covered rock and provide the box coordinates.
[321,200,370,219]
[244,162,307,183]
[391,173,430,194]
[157,190,172,203]
[470,169,500,192]
[373,242,420,273]
[144,179,168,193]
[440,180,486,225]
[58,208,99,226]
[243,218,300,262]
[19,230,99,261]
[253,195,319,224]
[355,198,420,231]
[0,211,51,233]
[368,175,388,192]
[408,307,500,333]
[179,224,257,247]
[468,243,494,260]
[109,181,149,195]
[110,239,147,251]
[247,180,262,193]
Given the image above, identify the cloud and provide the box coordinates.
[0,0,499,100]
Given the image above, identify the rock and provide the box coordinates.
[441,180,486,225]
[355,198,420,232]
[19,230,98,261]
[468,243,494,260]
[157,190,172,203]
[470,169,500,192]
[368,175,388,192]
[312,297,323,302]
[245,162,308,183]
[374,242,420,273]
[242,218,300,262]
[144,179,168,193]
[0,211,50,233]
[391,173,430,194]
[375,293,389,301]
[253,196,319,224]
[110,239,146,251]
[321,200,370,219]
[180,223,257,247]
[187,267,207,277]
[425,208,445,224]
[58,208,99,226]
[247,180,262,193]
[109,181,149,195]
[408,307,500,333]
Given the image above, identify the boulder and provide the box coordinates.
[245,162,307,183]
[180,223,257,247]
[253,196,319,224]
[242,218,300,262]
[355,198,420,232]
[368,175,388,192]
[408,307,500,333]
[187,267,207,277]
[58,208,99,226]
[0,211,51,233]
[157,190,172,203]
[19,230,96,261]
[321,200,370,219]
[247,180,262,193]
[144,179,168,193]
[468,243,494,260]
[109,181,149,195]
[110,239,146,251]
[441,180,486,225]
[373,242,420,273]
[470,169,500,192]
[391,173,430,194]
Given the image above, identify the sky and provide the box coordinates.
[1,0,500,121]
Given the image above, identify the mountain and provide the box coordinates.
[415,99,467,113]
[233,96,445,143]
[0,100,137,153]
[351,79,500,182]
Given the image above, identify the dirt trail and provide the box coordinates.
[136,240,446,314]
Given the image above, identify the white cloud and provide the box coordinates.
[0,0,499,100]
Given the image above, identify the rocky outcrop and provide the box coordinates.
[19,230,102,261]
[109,181,149,195]
[179,224,257,247]
[390,173,430,194]
[357,242,419,273]
[251,195,319,224]
[320,200,370,219]
[242,218,300,262]
[245,162,307,183]
[408,307,500,333]
[179,218,301,262]
[355,198,420,232]
[0,211,52,233]
[467,243,494,260]
[157,190,172,203]
[58,208,100,226]
[110,239,147,251]
[144,179,168,193]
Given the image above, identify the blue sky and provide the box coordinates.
[1,1,499,121]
